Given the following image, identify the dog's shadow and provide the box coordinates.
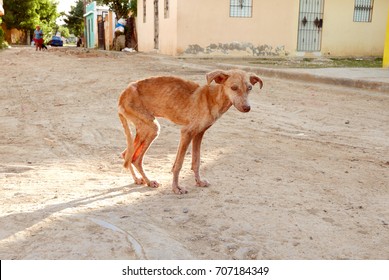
[0,183,154,242]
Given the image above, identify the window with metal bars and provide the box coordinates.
[353,0,374,22]
[230,0,252,18]
[143,0,146,23]
[164,0,169,18]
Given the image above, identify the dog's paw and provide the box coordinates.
[148,180,160,188]
[173,186,188,195]
[196,179,210,188]
[134,177,146,185]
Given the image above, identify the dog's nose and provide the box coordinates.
[242,105,251,112]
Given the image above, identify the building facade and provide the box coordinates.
[137,0,389,57]
[84,1,114,49]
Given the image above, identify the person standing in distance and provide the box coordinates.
[33,25,43,51]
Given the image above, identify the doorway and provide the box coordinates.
[297,0,324,52]
[97,17,105,50]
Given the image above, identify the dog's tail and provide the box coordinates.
[118,110,135,169]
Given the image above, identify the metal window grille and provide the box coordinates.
[164,0,169,18]
[297,0,324,52]
[353,0,374,22]
[143,0,146,23]
[230,0,252,18]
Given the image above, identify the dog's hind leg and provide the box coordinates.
[131,119,161,188]
[118,112,145,185]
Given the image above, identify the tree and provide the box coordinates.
[57,25,70,38]
[0,17,6,48]
[35,0,59,41]
[96,0,136,20]
[130,0,137,17]
[2,0,58,42]
[64,0,84,37]
[3,0,40,30]
[38,0,58,25]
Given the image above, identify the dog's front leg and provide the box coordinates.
[191,130,209,188]
[171,129,193,194]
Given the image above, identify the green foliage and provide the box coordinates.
[37,0,58,26]
[3,0,39,30]
[2,0,58,36]
[96,0,137,19]
[64,0,84,37]
[0,17,6,49]
[2,0,59,44]
[57,25,70,38]
[39,0,60,42]
[130,0,137,17]
[0,29,4,48]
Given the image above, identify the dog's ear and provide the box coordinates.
[206,70,230,85]
[250,75,263,89]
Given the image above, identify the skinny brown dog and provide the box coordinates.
[118,69,263,194]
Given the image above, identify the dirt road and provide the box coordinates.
[0,47,388,259]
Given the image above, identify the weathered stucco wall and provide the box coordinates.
[137,0,178,55]
[137,0,154,52]
[159,0,178,55]
[321,0,389,56]
[176,0,299,56]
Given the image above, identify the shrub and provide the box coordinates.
[0,18,7,49]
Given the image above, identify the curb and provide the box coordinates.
[216,63,389,93]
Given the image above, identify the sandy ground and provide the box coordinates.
[0,47,388,260]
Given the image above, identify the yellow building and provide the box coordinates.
[137,0,389,57]
[383,7,389,67]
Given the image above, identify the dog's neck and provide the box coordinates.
[206,84,233,119]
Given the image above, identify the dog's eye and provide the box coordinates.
[247,85,253,91]
[231,85,239,91]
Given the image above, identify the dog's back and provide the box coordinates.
[119,76,200,125]
[136,76,199,98]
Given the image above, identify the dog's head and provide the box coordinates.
[206,69,263,113]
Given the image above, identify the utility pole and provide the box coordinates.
[83,0,87,47]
